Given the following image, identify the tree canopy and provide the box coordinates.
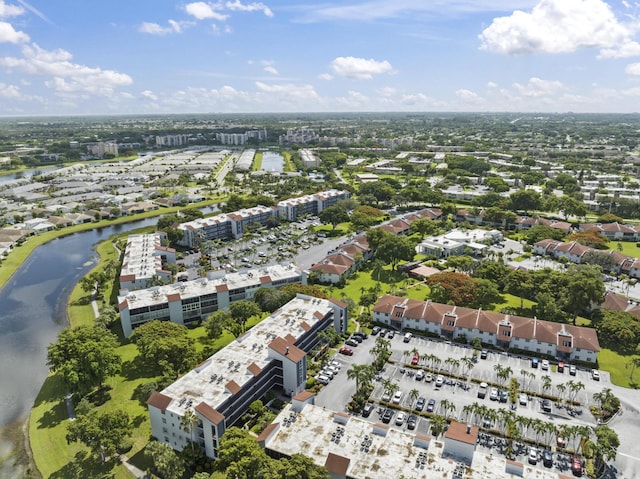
[47,325,121,395]
[66,408,131,463]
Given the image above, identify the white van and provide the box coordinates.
[403,332,413,343]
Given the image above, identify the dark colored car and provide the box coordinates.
[345,339,359,347]
[499,390,509,403]
[415,397,426,411]
[480,349,488,359]
[543,450,553,467]
[407,414,418,430]
[531,358,539,368]
[362,403,374,418]
[353,331,368,340]
[426,398,436,413]
[542,399,552,412]
[382,409,394,424]
[350,335,363,343]
[371,326,381,335]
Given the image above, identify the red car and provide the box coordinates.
[339,347,353,356]
[411,353,419,365]
[571,456,583,476]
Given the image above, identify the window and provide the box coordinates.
[563,340,571,347]
[502,330,511,337]
[396,311,402,318]
[162,418,166,424]
[447,320,454,326]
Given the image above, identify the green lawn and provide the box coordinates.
[610,241,640,258]
[252,152,263,171]
[597,348,639,389]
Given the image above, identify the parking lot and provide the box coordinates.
[313,331,621,476]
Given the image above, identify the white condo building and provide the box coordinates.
[118,264,305,338]
[147,295,348,459]
[119,233,176,292]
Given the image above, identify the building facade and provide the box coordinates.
[118,264,306,337]
[373,295,600,363]
[147,295,348,459]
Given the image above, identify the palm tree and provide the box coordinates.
[531,418,546,446]
[409,388,420,407]
[382,379,399,401]
[627,356,640,383]
[432,357,442,371]
[541,375,552,396]
[347,364,374,392]
[568,380,585,404]
[494,364,513,388]
[461,404,474,422]
[440,399,456,420]
[430,415,448,438]
[517,416,532,441]
[460,357,475,381]
[180,409,200,453]
[445,358,460,375]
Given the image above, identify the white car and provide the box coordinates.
[592,369,600,381]
[541,360,549,370]
[395,412,406,426]
[392,390,403,404]
[528,448,538,465]
[518,393,528,406]
[489,388,499,401]
[435,375,445,387]
[316,374,330,385]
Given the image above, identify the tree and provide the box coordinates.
[506,269,533,310]
[229,300,262,335]
[374,234,416,270]
[593,425,620,474]
[215,427,269,477]
[47,325,121,395]
[180,409,201,453]
[346,364,374,392]
[562,265,605,324]
[509,189,541,214]
[411,217,438,239]
[130,320,197,378]
[204,310,229,340]
[66,409,131,463]
[430,415,448,438]
[472,278,503,309]
[144,440,186,479]
[318,205,349,230]
[426,272,477,306]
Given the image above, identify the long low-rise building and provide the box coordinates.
[373,295,600,363]
[119,233,176,292]
[177,189,350,247]
[118,264,305,337]
[147,294,348,459]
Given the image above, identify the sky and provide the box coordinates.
[1,0,640,115]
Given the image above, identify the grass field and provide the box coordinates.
[596,348,639,389]
[252,151,263,171]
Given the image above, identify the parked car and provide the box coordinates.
[403,332,413,343]
[569,365,577,376]
[528,448,538,465]
[426,398,436,413]
[477,382,488,399]
[435,375,445,387]
[415,397,426,411]
[543,449,553,468]
[362,403,374,418]
[371,326,381,335]
[424,373,433,383]
[480,349,488,359]
[558,361,565,373]
[542,399,552,412]
[489,388,499,401]
[592,369,600,381]
[571,457,583,476]
[316,374,330,385]
[382,391,392,402]
[382,409,393,424]
[338,347,353,356]
[345,339,359,347]
[350,335,363,343]
[388,331,395,339]
[392,390,403,404]
[395,412,406,426]
[531,358,539,368]
[353,331,367,340]
[499,390,508,403]
[407,414,418,430]
[415,370,425,381]
[411,353,419,366]
[518,393,528,406]
[541,359,550,370]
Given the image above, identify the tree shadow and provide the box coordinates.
[36,398,67,429]
[131,382,157,407]
[128,442,154,475]
[85,386,112,407]
[121,355,159,381]
[50,450,116,479]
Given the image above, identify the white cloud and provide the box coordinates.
[400,93,434,106]
[185,2,228,21]
[141,90,158,101]
[626,63,640,76]
[377,86,397,97]
[0,20,28,43]
[259,60,278,75]
[456,88,479,100]
[138,20,187,35]
[598,41,640,59]
[330,56,393,80]
[226,0,273,17]
[0,82,20,98]
[487,81,499,88]
[318,73,333,80]
[263,65,278,75]
[0,1,24,17]
[0,43,133,95]
[513,77,564,97]
[479,0,632,55]
[255,81,319,102]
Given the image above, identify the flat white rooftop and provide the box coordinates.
[161,296,335,415]
[265,404,561,479]
[121,233,165,281]
[120,264,302,308]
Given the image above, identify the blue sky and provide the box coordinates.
[1,0,640,115]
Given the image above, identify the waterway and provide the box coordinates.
[260,151,284,172]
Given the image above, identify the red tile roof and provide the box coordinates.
[445,421,478,445]
[268,337,306,363]
[147,391,172,411]
[256,422,279,443]
[324,453,350,476]
[194,401,225,425]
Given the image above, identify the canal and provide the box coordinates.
[260,151,284,172]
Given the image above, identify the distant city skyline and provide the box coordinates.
[1,0,640,115]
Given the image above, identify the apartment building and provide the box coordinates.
[118,264,305,337]
[119,233,176,292]
[373,295,600,363]
[276,189,350,221]
[155,134,189,147]
[147,295,348,459]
